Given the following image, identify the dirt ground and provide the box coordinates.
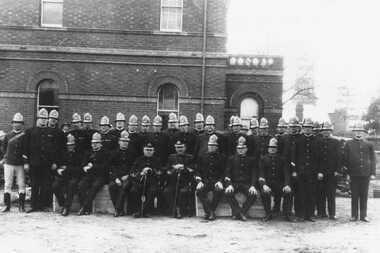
[0,197,378,253]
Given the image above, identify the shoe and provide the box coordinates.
[262,213,272,222]
[19,193,26,212]
[239,213,247,222]
[203,212,210,220]
[350,217,358,222]
[142,212,150,218]
[285,215,296,222]
[209,212,216,221]
[119,210,125,216]
[271,205,280,213]
[298,217,305,222]
[306,217,316,222]
[317,213,328,219]
[58,207,64,214]
[176,208,183,219]
[40,207,49,212]
[77,206,86,216]
[360,217,370,223]
[329,215,337,220]
[85,209,92,215]
[2,193,11,212]
[113,210,120,217]
[26,207,39,213]
[232,215,238,220]
[133,212,141,218]
[61,208,70,216]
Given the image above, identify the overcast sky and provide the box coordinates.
[227,0,380,119]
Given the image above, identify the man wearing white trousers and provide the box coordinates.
[1,113,27,212]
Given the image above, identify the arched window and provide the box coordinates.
[240,97,259,127]
[157,83,179,128]
[37,79,60,113]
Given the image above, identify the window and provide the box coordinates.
[157,84,179,128]
[240,97,259,127]
[37,79,60,113]
[160,0,183,32]
[41,0,63,27]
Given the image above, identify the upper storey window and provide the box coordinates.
[41,0,63,27]
[160,0,183,32]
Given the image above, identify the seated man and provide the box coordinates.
[163,140,195,219]
[224,136,257,221]
[108,130,137,217]
[129,143,162,218]
[258,138,295,222]
[195,134,226,221]
[52,134,83,216]
[77,133,109,215]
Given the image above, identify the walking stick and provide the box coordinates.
[172,171,181,217]
[141,175,147,216]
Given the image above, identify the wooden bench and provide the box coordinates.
[195,191,265,218]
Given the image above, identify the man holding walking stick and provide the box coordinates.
[129,143,162,218]
[163,140,195,218]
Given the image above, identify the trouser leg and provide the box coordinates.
[65,177,80,209]
[196,185,211,214]
[225,191,241,216]
[108,180,119,208]
[77,175,92,207]
[129,183,142,214]
[29,166,41,209]
[143,184,159,212]
[84,177,105,207]
[52,177,67,207]
[260,190,272,214]
[162,185,175,215]
[241,185,257,215]
[305,175,317,218]
[350,177,359,218]
[359,177,369,219]
[326,175,337,217]
[316,178,326,215]
[210,186,224,212]
[3,164,15,194]
[40,166,52,209]
[116,180,132,211]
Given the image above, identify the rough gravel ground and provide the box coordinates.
[0,197,379,253]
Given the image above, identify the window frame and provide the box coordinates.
[157,83,179,115]
[160,0,183,32]
[37,79,60,113]
[41,0,64,28]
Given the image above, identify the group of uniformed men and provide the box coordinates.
[0,108,376,223]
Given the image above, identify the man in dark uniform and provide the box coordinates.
[280,116,302,215]
[1,113,27,212]
[70,113,91,156]
[292,117,322,222]
[177,115,197,155]
[99,116,118,152]
[25,108,62,212]
[344,122,376,222]
[82,112,97,137]
[77,132,109,215]
[147,116,170,166]
[313,121,322,140]
[192,113,205,136]
[140,115,151,137]
[224,136,258,221]
[316,121,342,220]
[249,118,259,136]
[61,122,70,136]
[259,138,295,222]
[225,116,248,157]
[128,115,144,156]
[163,112,180,156]
[108,130,137,217]
[129,143,163,218]
[194,115,225,161]
[52,134,83,216]
[195,134,226,220]
[163,140,195,218]
[110,112,126,138]
[256,118,272,158]
[275,117,288,147]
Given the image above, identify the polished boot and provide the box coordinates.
[262,212,272,222]
[61,208,70,216]
[113,209,120,217]
[176,208,183,219]
[209,212,216,221]
[18,193,25,212]
[77,206,87,216]
[2,193,11,212]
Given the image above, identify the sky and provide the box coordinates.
[227,0,380,120]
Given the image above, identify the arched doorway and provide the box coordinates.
[240,97,259,127]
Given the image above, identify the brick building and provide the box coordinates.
[0,0,283,132]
